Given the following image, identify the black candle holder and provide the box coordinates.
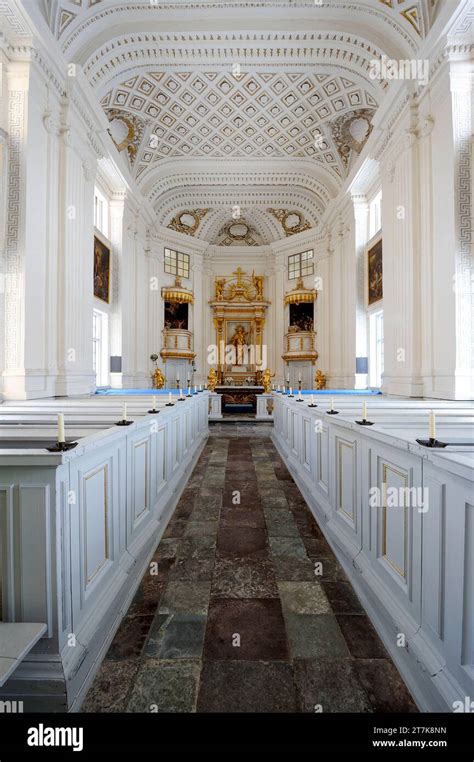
[326,409,339,415]
[288,393,295,398]
[116,419,133,426]
[356,419,374,426]
[47,441,78,452]
[165,402,175,407]
[307,403,318,408]
[296,396,304,402]
[416,437,447,448]
[186,392,192,397]
[147,408,160,414]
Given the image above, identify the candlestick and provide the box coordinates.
[287,373,290,384]
[166,391,174,407]
[356,399,374,425]
[326,396,339,415]
[186,386,192,397]
[330,397,334,412]
[178,388,185,401]
[57,413,65,444]
[296,390,303,402]
[308,394,317,408]
[47,414,78,451]
[116,401,133,425]
[288,387,294,397]
[416,410,447,447]
[298,372,301,382]
[193,386,197,394]
[277,384,280,392]
[148,395,160,414]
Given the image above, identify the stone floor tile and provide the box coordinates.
[197,661,297,712]
[81,660,139,712]
[217,525,269,558]
[145,613,206,659]
[278,582,332,615]
[285,614,351,659]
[211,557,278,598]
[127,659,201,713]
[294,659,373,713]
[203,598,289,661]
[336,614,389,659]
[354,659,418,712]
[158,581,211,615]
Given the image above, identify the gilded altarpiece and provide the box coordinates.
[210,268,270,384]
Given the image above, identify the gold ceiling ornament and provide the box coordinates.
[106,109,144,165]
[331,108,376,170]
[161,276,194,304]
[218,221,258,246]
[284,277,317,305]
[213,268,266,303]
[167,209,209,236]
[267,209,312,236]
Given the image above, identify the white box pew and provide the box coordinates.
[0,393,209,711]
[272,393,474,712]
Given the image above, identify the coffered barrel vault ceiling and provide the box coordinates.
[41,0,440,244]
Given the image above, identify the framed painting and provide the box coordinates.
[94,234,111,304]
[367,236,383,306]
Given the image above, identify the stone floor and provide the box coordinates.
[82,425,417,713]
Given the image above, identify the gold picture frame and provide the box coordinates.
[367,235,383,306]
[94,234,111,304]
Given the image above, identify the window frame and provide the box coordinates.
[164,247,190,279]
[288,250,314,280]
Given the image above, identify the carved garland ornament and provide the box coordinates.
[267,209,312,236]
[167,209,209,236]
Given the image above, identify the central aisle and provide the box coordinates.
[83,424,417,713]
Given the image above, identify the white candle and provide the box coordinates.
[187,386,191,395]
[187,373,190,382]
[122,404,127,422]
[153,396,156,410]
[289,387,293,395]
[287,373,290,383]
[330,397,334,411]
[168,392,172,403]
[311,394,314,405]
[298,372,301,382]
[57,413,65,443]
[179,388,183,398]
[277,384,280,392]
[176,375,179,384]
[298,390,302,400]
[194,386,197,393]
[199,384,202,391]
[429,410,436,439]
[362,401,367,420]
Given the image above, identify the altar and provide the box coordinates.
[215,385,264,414]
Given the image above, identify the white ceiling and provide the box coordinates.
[38,0,439,244]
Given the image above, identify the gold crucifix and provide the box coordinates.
[232,267,246,286]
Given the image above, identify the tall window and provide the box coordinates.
[93,309,109,387]
[369,190,382,239]
[164,248,190,279]
[288,250,314,280]
[369,310,384,388]
[94,187,109,238]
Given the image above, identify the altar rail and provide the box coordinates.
[0,392,209,711]
[272,393,474,712]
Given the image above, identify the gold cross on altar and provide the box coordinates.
[232,267,246,286]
